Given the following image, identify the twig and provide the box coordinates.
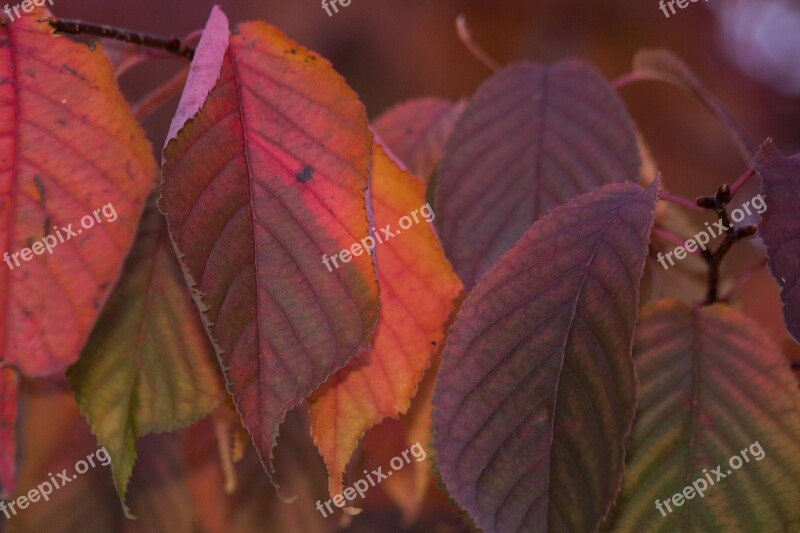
[719,258,768,302]
[455,14,499,72]
[132,66,190,121]
[697,184,758,304]
[48,18,195,60]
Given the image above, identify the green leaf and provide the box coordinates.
[67,198,222,516]
[608,299,800,531]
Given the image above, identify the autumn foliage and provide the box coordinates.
[1,4,799,532]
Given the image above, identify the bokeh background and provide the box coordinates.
[7,0,799,531]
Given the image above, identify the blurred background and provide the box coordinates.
[6,0,799,531]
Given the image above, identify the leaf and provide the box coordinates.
[362,350,442,525]
[608,300,800,531]
[433,181,659,533]
[435,60,641,290]
[0,7,157,377]
[308,143,462,507]
[753,140,800,342]
[184,411,334,533]
[165,5,229,144]
[4,383,199,532]
[159,20,379,490]
[66,196,222,515]
[629,49,754,160]
[372,97,465,182]
[0,366,18,499]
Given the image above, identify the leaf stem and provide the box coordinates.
[652,227,699,253]
[729,167,756,197]
[611,71,644,90]
[48,17,195,60]
[132,66,190,121]
[719,258,768,302]
[612,70,755,164]
[455,14,499,72]
[661,191,705,211]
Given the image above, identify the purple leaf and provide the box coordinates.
[433,181,658,533]
[754,139,800,342]
[435,61,641,289]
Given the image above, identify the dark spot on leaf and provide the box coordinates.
[33,175,45,204]
[431,341,437,346]
[61,64,87,82]
[285,48,297,55]
[295,166,314,183]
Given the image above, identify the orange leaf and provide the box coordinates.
[309,143,462,507]
[0,8,157,377]
[362,350,444,525]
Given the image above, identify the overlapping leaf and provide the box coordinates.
[160,17,379,488]
[629,49,754,160]
[435,61,641,289]
[753,140,800,342]
[0,7,156,377]
[184,411,333,533]
[309,143,462,505]
[608,300,800,531]
[373,97,464,182]
[433,181,658,533]
[6,400,197,532]
[0,366,18,498]
[67,197,222,513]
[362,351,442,525]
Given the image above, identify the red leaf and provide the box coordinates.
[0,8,157,377]
[160,20,379,490]
[0,366,18,498]
[754,139,800,342]
[435,61,641,289]
[373,97,464,182]
[433,181,658,532]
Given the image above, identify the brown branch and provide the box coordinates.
[48,18,195,60]
[697,184,758,304]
